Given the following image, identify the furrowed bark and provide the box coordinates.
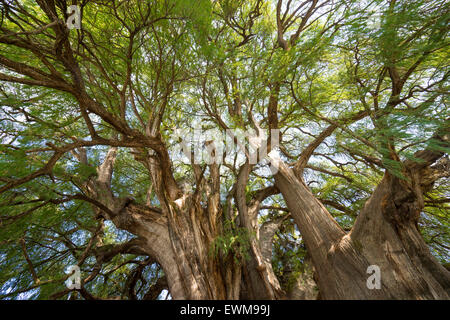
[271,127,450,299]
[272,156,346,297]
[235,163,284,299]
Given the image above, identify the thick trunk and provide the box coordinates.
[122,199,232,300]
[274,158,450,299]
[347,173,450,299]
[87,148,289,300]
[162,199,228,299]
[273,158,346,298]
[131,195,287,300]
[235,164,285,299]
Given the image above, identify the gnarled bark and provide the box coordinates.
[272,134,450,299]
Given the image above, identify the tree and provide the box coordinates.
[0,0,448,300]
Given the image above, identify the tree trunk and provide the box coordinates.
[112,194,288,300]
[83,137,290,300]
[273,156,450,299]
[234,163,285,300]
[107,197,236,300]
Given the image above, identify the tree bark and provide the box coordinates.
[272,151,450,299]
[83,147,290,299]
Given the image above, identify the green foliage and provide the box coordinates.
[271,221,309,292]
[210,220,253,264]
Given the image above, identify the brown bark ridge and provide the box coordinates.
[81,142,292,299]
[271,131,450,299]
[90,152,230,299]
[235,163,285,300]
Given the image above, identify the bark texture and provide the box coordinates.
[272,140,450,299]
